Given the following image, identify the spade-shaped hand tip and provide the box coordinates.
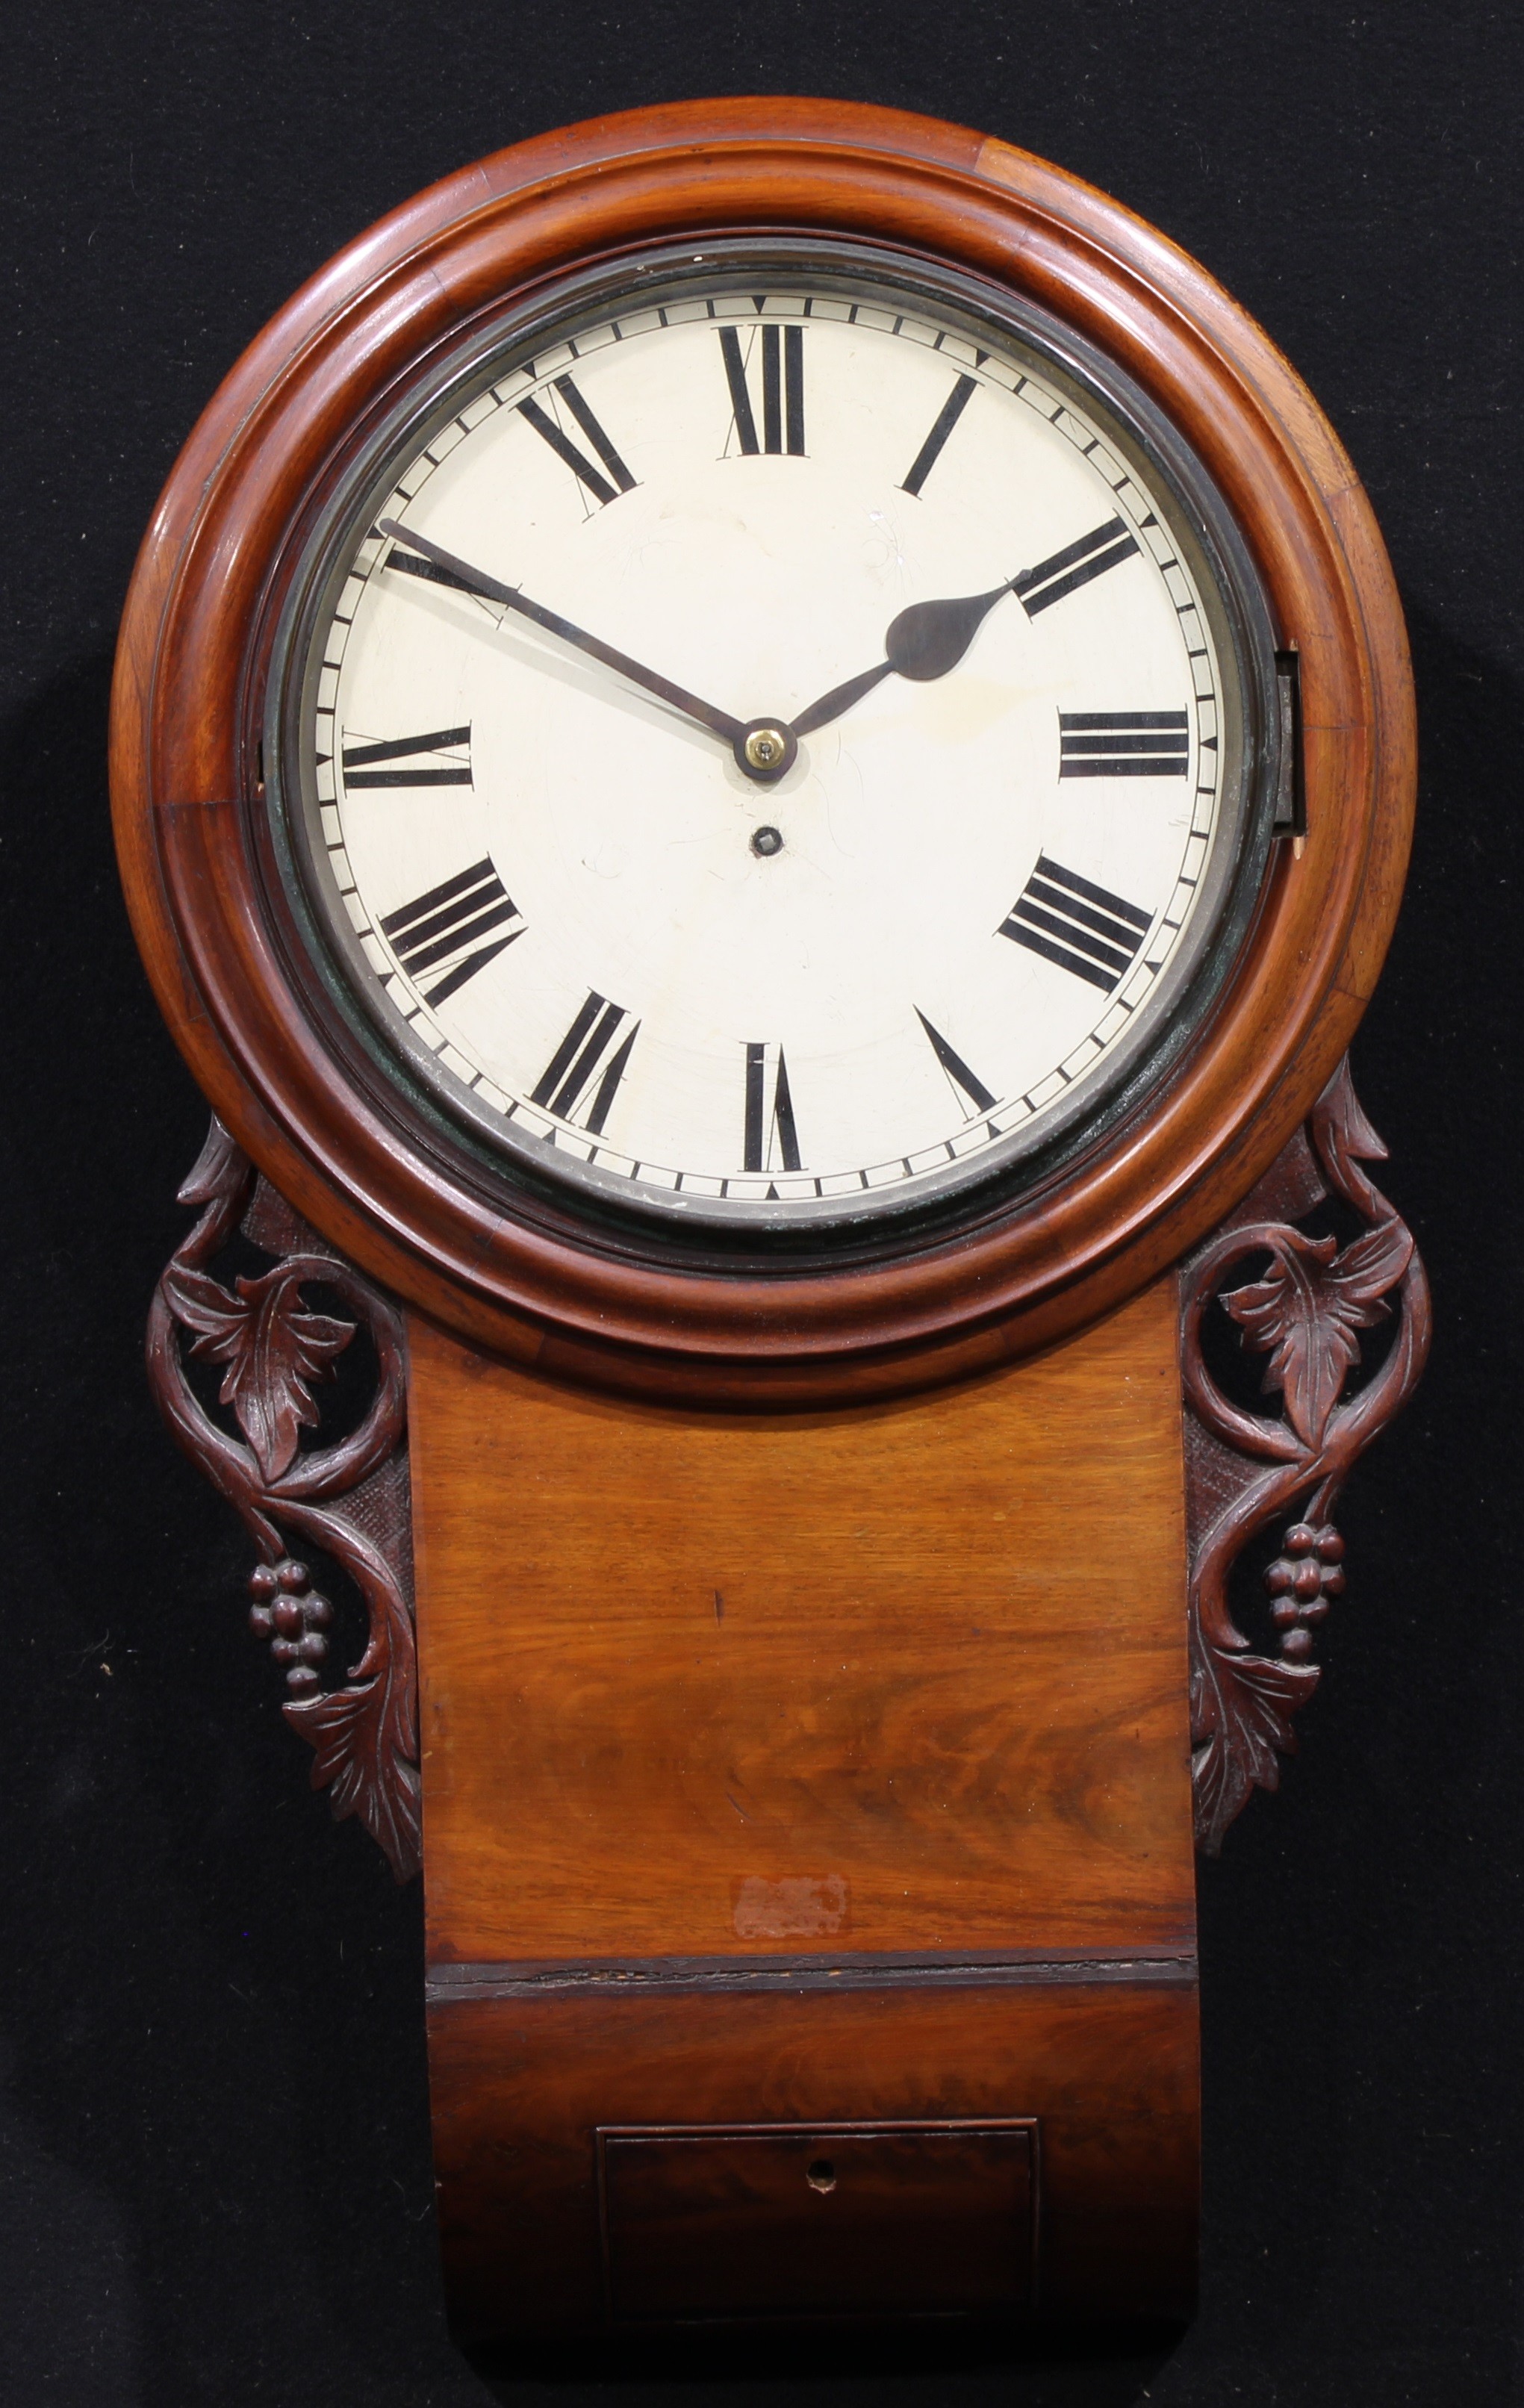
[883,585,1011,682]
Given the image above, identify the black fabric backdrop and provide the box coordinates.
[1,4,1520,2402]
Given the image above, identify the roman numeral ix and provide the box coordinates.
[1013,517,1140,617]
[340,725,472,788]
[743,1042,803,1175]
[901,373,977,496]
[518,375,636,508]
[1059,710,1189,778]
[998,856,1152,993]
[719,323,806,456]
[530,992,639,1133]
[379,858,525,1006]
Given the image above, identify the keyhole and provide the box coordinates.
[806,2157,837,2194]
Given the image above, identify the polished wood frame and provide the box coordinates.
[111,98,1414,1405]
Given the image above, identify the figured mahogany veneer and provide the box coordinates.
[412,1277,1198,2337]
[111,96,1416,1408]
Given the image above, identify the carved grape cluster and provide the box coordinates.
[247,1558,332,1694]
[1263,1522,1346,1659]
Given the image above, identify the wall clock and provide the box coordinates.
[112,98,1428,2347]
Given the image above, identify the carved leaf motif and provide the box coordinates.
[1192,1642,1322,1855]
[164,1265,355,1481]
[1220,1217,1413,1450]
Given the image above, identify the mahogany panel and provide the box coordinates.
[428,1975,1199,2342]
[411,1281,1195,1967]
[111,97,1416,1405]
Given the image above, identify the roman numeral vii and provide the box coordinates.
[530,992,640,1133]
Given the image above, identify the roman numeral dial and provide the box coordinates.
[313,276,1234,1220]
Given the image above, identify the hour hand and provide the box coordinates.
[790,582,1013,740]
[376,520,747,750]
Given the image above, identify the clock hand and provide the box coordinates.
[376,520,748,751]
[789,582,1013,738]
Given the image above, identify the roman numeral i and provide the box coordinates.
[379,857,525,1006]
[341,725,472,788]
[518,375,636,508]
[998,856,1152,993]
[719,323,805,456]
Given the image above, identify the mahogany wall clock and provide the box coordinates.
[111,97,1429,2346]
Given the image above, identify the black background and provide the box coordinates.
[1,4,1520,2402]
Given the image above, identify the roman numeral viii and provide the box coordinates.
[719,323,805,456]
[998,856,1152,993]
[1059,711,1189,777]
[518,375,636,508]
[743,1042,803,1175]
[341,725,472,788]
[1013,517,1140,617]
[530,993,639,1133]
[379,858,525,1006]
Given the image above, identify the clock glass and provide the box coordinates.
[269,243,1280,1239]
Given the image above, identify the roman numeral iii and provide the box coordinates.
[719,324,806,456]
[341,725,472,788]
[530,993,639,1133]
[998,856,1152,992]
[1013,518,1140,617]
[743,1042,803,1174]
[1059,711,1189,777]
[518,375,636,508]
[379,858,525,1006]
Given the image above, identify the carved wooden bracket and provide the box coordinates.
[148,1119,420,1879]
[1181,1058,1431,1854]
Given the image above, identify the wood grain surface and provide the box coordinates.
[412,1278,1194,1966]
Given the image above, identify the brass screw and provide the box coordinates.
[744,725,789,771]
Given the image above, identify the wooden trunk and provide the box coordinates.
[411,1278,1199,2340]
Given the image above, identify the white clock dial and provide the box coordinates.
[285,261,1265,1227]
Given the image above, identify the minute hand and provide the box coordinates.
[376,520,747,748]
[790,580,1015,740]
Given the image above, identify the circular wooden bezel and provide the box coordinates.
[112,98,1414,1407]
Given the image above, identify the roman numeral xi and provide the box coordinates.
[379,858,525,1007]
[720,323,805,455]
[518,375,636,508]
[999,856,1152,994]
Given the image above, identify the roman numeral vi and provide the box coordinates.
[743,1042,803,1175]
